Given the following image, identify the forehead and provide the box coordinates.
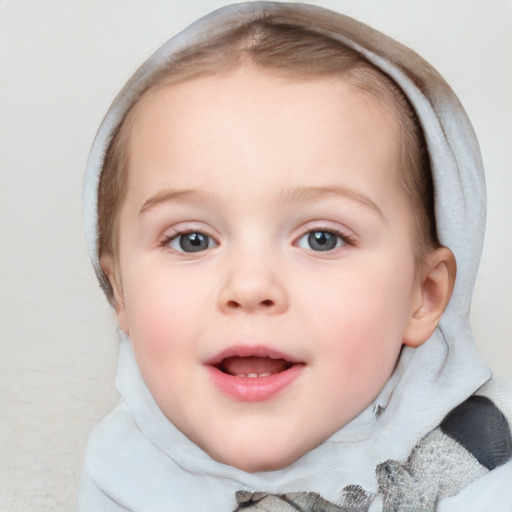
[125,69,403,197]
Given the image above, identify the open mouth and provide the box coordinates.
[215,356,295,378]
[205,346,305,401]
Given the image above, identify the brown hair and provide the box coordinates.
[98,17,437,299]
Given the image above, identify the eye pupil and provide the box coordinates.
[308,231,337,251]
[179,232,209,252]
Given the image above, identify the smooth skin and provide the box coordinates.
[102,67,455,472]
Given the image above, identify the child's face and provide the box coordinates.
[110,68,426,472]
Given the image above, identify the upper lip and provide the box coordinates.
[203,344,304,367]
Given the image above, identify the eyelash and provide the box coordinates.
[159,226,355,254]
[294,227,355,252]
[160,230,218,254]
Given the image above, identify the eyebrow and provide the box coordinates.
[280,185,383,218]
[139,185,383,217]
[139,189,199,214]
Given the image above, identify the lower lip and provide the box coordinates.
[206,364,304,402]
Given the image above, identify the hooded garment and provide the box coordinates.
[80,3,512,511]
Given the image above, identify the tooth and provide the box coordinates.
[233,372,273,378]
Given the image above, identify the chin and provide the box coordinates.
[208,440,307,473]
[221,453,293,473]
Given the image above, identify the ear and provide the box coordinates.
[100,254,129,334]
[403,247,456,348]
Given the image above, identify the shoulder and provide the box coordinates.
[78,402,134,511]
[80,398,169,479]
[78,401,162,511]
[475,378,512,426]
[78,400,212,512]
[436,380,512,511]
[438,458,512,512]
[440,387,512,471]
[375,380,512,511]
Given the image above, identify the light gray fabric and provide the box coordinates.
[80,3,509,511]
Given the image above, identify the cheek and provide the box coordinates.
[122,269,202,358]
[305,257,415,357]
[309,269,410,411]
[122,275,204,409]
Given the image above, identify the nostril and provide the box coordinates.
[225,299,274,310]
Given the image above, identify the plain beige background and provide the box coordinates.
[1,1,511,510]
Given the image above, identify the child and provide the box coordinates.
[79,3,512,510]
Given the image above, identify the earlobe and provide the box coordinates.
[403,247,456,348]
[100,254,129,334]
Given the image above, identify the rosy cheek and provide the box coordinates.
[125,289,170,350]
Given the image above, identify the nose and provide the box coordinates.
[217,255,289,315]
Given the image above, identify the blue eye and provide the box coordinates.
[297,230,345,252]
[167,232,217,253]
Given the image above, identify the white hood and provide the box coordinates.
[81,3,495,510]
